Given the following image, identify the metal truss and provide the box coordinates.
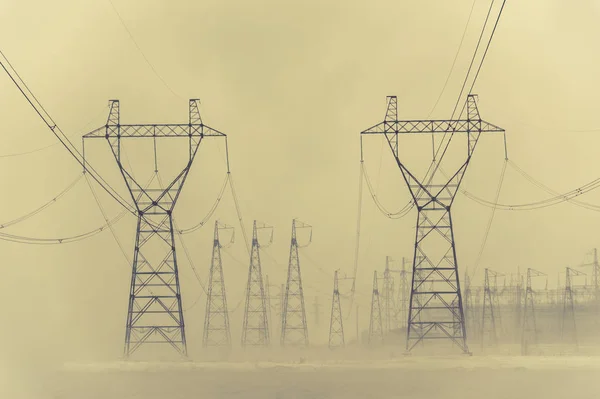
[203,221,234,349]
[561,267,585,351]
[241,220,273,348]
[481,268,503,349]
[328,270,345,349]
[361,95,504,354]
[368,271,384,345]
[521,268,546,355]
[281,219,311,347]
[83,99,226,358]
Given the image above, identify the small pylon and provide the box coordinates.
[202,221,233,348]
[368,271,384,345]
[241,221,272,348]
[521,268,546,355]
[463,271,477,343]
[480,268,501,349]
[561,267,585,351]
[382,257,394,333]
[281,219,311,347]
[328,270,344,349]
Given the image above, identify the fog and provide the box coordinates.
[1,0,600,398]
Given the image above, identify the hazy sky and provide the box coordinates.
[1,0,600,363]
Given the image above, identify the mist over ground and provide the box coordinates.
[1,0,600,398]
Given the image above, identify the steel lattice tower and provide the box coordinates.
[521,268,546,355]
[463,272,477,343]
[382,257,394,332]
[83,99,226,358]
[281,219,311,347]
[241,220,272,348]
[203,221,233,348]
[560,267,585,350]
[368,271,384,345]
[481,268,501,349]
[328,270,345,349]
[361,95,504,353]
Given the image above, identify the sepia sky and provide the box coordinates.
[1,0,600,364]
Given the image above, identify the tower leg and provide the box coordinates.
[124,212,186,358]
[406,207,468,353]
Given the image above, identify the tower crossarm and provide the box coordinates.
[84,123,226,138]
[361,119,504,135]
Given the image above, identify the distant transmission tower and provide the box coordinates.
[463,271,477,343]
[383,257,394,333]
[521,268,546,355]
[83,99,226,358]
[561,267,585,351]
[368,271,384,345]
[361,95,504,353]
[203,221,234,348]
[241,220,273,348]
[281,219,311,347]
[481,268,502,349]
[328,270,345,349]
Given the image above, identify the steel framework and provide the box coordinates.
[561,267,585,350]
[241,220,273,348]
[382,257,394,333]
[481,268,503,349]
[521,268,546,355]
[281,219,311,347]
[368,270,384,345]
[328,270,345,349]
[203,221,233,348]
[361,95,504,353]
[83,99,226,358]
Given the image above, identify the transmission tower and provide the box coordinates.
[481,268,502,349]
[241,220,273,348]
[396,257,410,329]
[368,271,384,345]
[361,95,504,353]
[281,219,311,347]
[382,257,394,333]
[580,248,600,316]
[83,99,226,358]
[329,270,345,349]
[521,268,546,356]
[265,274,273,336]
[463,271,477,343]
[203,221,234,348]
[561,267,585,351]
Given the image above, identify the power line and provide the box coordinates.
[177,174,229,234]
[0,106,109,159]
[0,49,137,216]
[0,173,84,229]
[426,0,506,188]
[427,0,478,118]
[107,0,184,101]
[452,160,600,211]
[470,160,507,280]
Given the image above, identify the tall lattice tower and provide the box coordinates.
[368,271,384,345]
[203,221,233,348]
[328,270,345,349]
[521,268,546,355]
[241,221,273,348]
[361,95,504,353]
[561,267,585,351]
[83,99,226,358]
[281,219,311,347]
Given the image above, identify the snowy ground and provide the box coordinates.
[31,355,599,399]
